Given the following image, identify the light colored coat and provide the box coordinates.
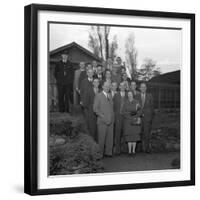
[93,92,114,125]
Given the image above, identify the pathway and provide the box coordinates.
[103,152,180,173]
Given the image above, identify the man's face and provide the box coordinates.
[119,82,125,91]
[92,60,97,67]
[80,62,85,69]
[122,73,127,80]
[93,79,99,88]
[103,81,111,93]
[140,83,147,93]
[61,54,68,61]
[116,57,122,65]
[87,69,94,78]
[128,91,133,100]
[97,66,102,74]
[111,82,118,91]
[86,64,92,71]
[131,82,137,91]
[105,71,111,79]
[121,68,126,74]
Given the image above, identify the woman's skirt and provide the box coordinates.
[123,119,141,142]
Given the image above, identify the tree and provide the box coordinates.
[137,58,161,81]
[125,33,137,78]
[109,35,118,61]
[88,26,115,60]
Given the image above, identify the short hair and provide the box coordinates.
[97,64,102,68]
[93,77,99,82]
[121,66,126,71]
[86,62,92,66]
[122,72,127,77]
[61,51,68,56]
[119,81,125,86]
[105,69,111,74]
[131,80,137,84]
[127,90,134,96]
[140,82,147,87]
[111,81,118,86]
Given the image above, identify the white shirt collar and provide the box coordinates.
[103,91,108,97]
[120,91,125,96]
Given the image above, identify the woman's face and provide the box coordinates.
[128,91,133,101]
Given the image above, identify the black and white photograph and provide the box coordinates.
[48,22,181,175]
[24,4,195,195]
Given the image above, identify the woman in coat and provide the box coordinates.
[122,90,142,155]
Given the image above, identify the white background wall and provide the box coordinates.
[0,0,199,199]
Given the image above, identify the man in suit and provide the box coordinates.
[113,82,127,154]
[54,53,75,112]
[130,81,140,100]
[93,64,104,89]
[92,60,98,75]
[93,81,114,157]
[73,61,85,105]
[103,69,112,84]
[84,78,100,141]
[80,69,94,128]
[111,81,118,99]
[139,82,154,153]
[122,72,131,91]
[111,64,121,85]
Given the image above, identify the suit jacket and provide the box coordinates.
[93,73,104,88]
[73,69,81,90]
[132,90,141,101]
[80,78,93,107]
[84,88,99,111]
[78,71,87,90]
[93,92,114,125]
[111,73,121,85]
[54,60,75,86]
[138,92,154,121]
[113,92,127,115]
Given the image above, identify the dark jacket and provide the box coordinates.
[54,60,75,86]
[80,78,93,107]
[113,92,127,115]
[138,93,154,121]
[93,73,104,88]
[78,71,87,90]
[84,88,99,111]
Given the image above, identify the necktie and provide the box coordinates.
[107,94,109,101]
[142,93,145,108]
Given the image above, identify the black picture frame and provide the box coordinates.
[24,3,195,195]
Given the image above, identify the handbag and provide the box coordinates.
[131,117,141,126]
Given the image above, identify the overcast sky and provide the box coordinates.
[49,23,181,73]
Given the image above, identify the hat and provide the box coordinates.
[61,50,69,56]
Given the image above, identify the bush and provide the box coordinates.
[49,112,103,175]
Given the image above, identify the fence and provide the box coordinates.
[147,82,180,110]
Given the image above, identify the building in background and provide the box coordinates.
[148,70,180,110]
[49,42,102,111]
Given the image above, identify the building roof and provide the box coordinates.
[50,41,102,62]
[149,70,180,85]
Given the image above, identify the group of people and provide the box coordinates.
[54,53,154,157]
